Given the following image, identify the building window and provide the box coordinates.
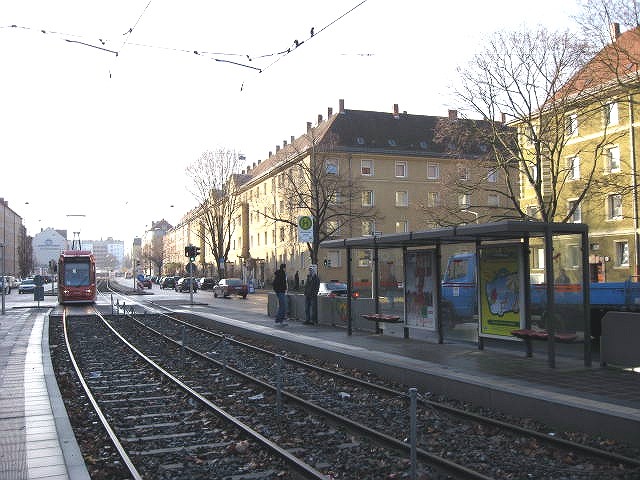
[568,199,581,223]
[487,168,498,183]
[532,247,545,269]
[395,220,408,233]
[427,192,439,208]
[362,220,375,236]
[608,194,623,219]
[326,159,339,175]
[362,190,374,207]
[567,245,581,268]
[427,162,440,180]
[326,250,341,268]
[605,102,619,126]
[280,227,285,242]
[361,159,374,176]
[395,191,408,207]
[568,155,580,180]
[331,191,343,205]
[487,193,499,207]
[358,250,371,267]
[605,146,621,172]
[615,241,630,266]
[458,166,469,181]
[264,231,267,245]
[566,113,578,136]
[395,161,407,177]
[458,194,470,208]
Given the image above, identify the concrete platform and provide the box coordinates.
[0,306,89,480]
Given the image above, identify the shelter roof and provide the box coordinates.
[320,220,588,249]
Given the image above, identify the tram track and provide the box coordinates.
[58,307,327,479]
[124,308,640,479]
[58,283,640,479]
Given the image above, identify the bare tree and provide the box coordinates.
[140,235,163,276]
[186,148,243,278]
[442,26,630,224]
[261,130,376,265]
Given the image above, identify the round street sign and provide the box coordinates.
[33,274,44,286]
[299,216,313,230]
[185,262,196,274]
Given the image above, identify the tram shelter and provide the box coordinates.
[320,220,591,368]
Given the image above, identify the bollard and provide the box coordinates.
[409,387,417,480]
[110,294,114,315]
[275,355,283,417]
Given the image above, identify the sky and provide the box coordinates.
[1,0,582,250]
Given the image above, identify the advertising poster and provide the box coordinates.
[405,250,436,330]
[479,245,523,337]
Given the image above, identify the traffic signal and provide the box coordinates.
[185,246,192,258]
[193,246,200,260]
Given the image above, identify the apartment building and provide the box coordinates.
[519,25,640,282]
[224,100,514,287]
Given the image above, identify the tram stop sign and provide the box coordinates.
[33,274,44,286]
[185,262,196,275]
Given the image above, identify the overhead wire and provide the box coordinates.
[3,0,371,78]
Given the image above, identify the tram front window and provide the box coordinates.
[64,263,90,287]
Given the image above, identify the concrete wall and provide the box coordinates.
[268,293,379,332]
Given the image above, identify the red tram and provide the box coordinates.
[58,250,96,304]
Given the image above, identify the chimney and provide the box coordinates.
[269,151,272,157]
[501,112,507,123]
[307,121,312,132]
[241,169,245,175]
[291,135,295,144]
[328,107,333,117]
[276,145,280,152]
[283,140,287,147]
[448,109,458,121]
[393,104,399,118]
[317,114,323,124]
[610,22,621,42]
[257,159,261,165]
[339,98,345,113]
[252,162,256,169]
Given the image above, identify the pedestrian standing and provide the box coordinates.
[273,264,287,324]
[304,265,320,325]
[294,270,300,291]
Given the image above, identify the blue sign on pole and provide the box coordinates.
[137,274,145,282]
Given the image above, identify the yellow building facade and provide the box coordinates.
[519,26,640,282]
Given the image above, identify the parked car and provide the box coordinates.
[138,276,153,289]
[317,281,359,298]
[18,278,36,294]
[213,278,248,298]
[160,276,178,289]
[198,277,216,290]
[175,277,198,292]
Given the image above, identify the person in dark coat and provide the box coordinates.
[304,265,320,325]
[294,270,300,291]
[273,264,287,323]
